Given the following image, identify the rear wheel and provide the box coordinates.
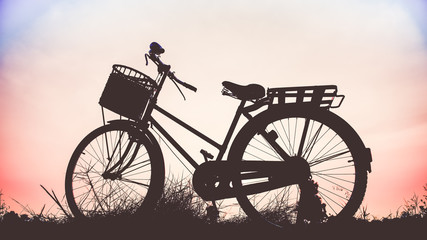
[65,122,164,218]
[229,107,368,227]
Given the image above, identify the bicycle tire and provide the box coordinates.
[228,106,368,227]
[65,122,164,218]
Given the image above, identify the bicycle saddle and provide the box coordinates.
[222,81,265,100]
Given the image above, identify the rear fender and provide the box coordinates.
[361,147,372,173]
[237,106,373,173]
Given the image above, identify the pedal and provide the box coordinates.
[200,149,214,162]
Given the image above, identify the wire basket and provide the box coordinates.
[267,85,344,109]
[99,64,157,120]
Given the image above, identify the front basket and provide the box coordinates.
[99,64,157,120]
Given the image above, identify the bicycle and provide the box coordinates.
[65,42,372,227]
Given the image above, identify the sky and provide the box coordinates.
[1,0,427,218]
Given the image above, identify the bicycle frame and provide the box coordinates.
[148,100,248,169]
[125,53,292,172]
[100,61,340,177]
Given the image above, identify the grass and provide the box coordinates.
[0,182,426,239]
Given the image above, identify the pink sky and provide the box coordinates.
[1,0,427,218]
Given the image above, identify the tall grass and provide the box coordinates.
[0,183,426,239]
[356,183,427,222]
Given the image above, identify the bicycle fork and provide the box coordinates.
[102,131,141,180]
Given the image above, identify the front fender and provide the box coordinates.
[106,119,163,160]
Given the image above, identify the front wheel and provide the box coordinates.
[229,107,369,227]
[65,122,165,218]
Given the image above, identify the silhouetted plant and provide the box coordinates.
[154,177,207,221]
[40,185,72,220]
[384,206,401,220]
[402,194,420,217]
[399,185,427,219]
[0,190,9,221]
[358,205,371,221]
[420,183,427,217]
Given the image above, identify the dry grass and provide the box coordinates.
[0,183,426,239]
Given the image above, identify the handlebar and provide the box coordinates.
[168,72,197,92]
[145,42,197,93]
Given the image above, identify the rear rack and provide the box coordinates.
[267,85,344,109]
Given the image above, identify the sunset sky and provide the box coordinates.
[1,0,426,218]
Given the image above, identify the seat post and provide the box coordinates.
[216,100,246,161]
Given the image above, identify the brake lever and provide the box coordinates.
[171,78,187,101]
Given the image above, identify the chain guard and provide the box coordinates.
[193,158,310,201]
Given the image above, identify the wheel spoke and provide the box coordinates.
[314,164,354,173]
[302,123,325,160]
[253,137,282,159]
[276,120,293,155]
[315,174,353,193]
[297,118,310,157]
[309,149,351,167]
[121,178,150,188]
[312,172,355,184]
[121,159,151,176]
[247,142,281,160]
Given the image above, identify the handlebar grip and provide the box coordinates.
[168,72,197,92]
[179,80,197,92]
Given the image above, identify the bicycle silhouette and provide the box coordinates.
[65,42,372,227]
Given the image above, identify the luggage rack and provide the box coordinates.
[267,85,345,109]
